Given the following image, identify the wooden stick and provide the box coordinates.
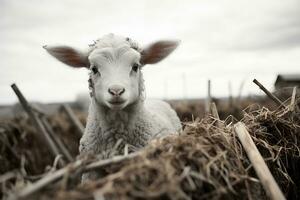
[234,122,286,200]
[11,83,65,167]
[61,104,84,136]
[205,79,211,114]
[253,79,285,108]
[30,104,46,117]
[289,87,297,112]
[12,153,139,199]
[41,117,74,162]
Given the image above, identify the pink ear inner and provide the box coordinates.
[44,46,89,68]
[140,40,179,65]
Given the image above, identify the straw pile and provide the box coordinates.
[0,111,84,198]
[0,96,299,199]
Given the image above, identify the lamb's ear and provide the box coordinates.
[43,45,89,68]
[140,40,180,65]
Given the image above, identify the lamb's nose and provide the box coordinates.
[108,85,125,96]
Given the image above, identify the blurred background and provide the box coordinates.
[1,0,300,105]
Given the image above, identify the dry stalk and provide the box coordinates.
[11,83,65,167]
[61,104,84,136]
[11,153,140,199]
[234,122,286,200]
[253,79,286,108]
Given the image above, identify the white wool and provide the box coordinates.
[88,34,142,54]
[80,98,181,181]
[80,99,181,156]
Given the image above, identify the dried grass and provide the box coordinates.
[0,97,299,200]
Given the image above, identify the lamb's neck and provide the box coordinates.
[90,99,145,128]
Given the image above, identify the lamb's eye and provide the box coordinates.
[132,63,140,72]
[91,66,99,75]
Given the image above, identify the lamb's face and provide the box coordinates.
[88,46,142,110]
[44,34,179,111]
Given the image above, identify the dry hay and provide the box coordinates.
[0,111,84,198]
[20,99,299,200]
[1,97,299,200]
[169,96,279,122]
[242,103,300,198]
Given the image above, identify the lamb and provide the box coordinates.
[44,34,182,180]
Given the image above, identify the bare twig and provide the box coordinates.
[253,79,285,108]
[11,152,140,199]
[289,87,297,112]
[61,104,84,136]
[234,122,286,200]
[11,83,65,167]
[41,117,74,162]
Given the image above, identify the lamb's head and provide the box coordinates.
[44,34,179,110]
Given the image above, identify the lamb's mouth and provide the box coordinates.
[107,100,127,109]
[108,100,126,105]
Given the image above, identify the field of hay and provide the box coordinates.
[0,90,299,200]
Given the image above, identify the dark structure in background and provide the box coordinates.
[275,74,300,89]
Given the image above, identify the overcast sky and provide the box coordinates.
[1,0,300,104]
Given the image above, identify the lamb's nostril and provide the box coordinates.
[108,88,115,95]
[108,85,125,96]
[119,88,125,95]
